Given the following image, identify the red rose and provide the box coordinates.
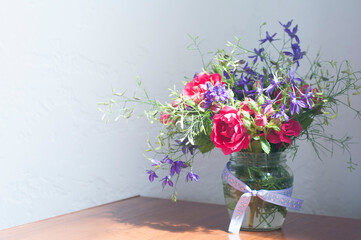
[181,72,223,104]
[266,119,302,145]
[211,106,250,155]
[282,119,302,137]
[267,129,292,144]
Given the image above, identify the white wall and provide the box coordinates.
[0,0,360,229]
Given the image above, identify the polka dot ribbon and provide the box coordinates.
[222,161,303,234]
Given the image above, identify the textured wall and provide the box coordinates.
[0,0,360,230]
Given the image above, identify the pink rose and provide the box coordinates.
[210,104,221,113]
[172,99,181,107]
[240,97,256,115]
[159,112,172,124]
[255,114,268,127]
[181,72,223,104]
[211,106,250,155]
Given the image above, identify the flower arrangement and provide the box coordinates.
[100,20,361,202]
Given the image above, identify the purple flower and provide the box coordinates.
[229,68,237,76]
[234,74,255,97]
[248,77,265,98]
[265,74,281,95]
[161,176,173,188]
[259,31,279,44]
[261,99,274,115]
[186,106,194,111]
[301,86,313,109]
[165,158,188,177]
[236,74,249,87]
[288,68,303,86]
[151,159,162,167]
[146,170,158,183]
[223,70,230,79]
[272,103,289,122]
[186,171,200,182]
[203,82,231,108]
[289,92,307,115]
[279,20,293,29]
[248,48,264,64]
[285,25,300,44]
[280,20,300,43]
[243,63,257,76]
[284,43,304,67]
[175,139,198,155]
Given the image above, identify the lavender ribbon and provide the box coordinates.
[222,162,303,234]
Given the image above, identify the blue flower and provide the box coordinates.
[248,48,264,64]
[186,172,200,182]
[289,92,307,115]
[146,170,158,183]
[161,176,173,188]
[259,31,279,44]
[272,103,289,122]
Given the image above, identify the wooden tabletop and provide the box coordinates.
[1,196,360,240]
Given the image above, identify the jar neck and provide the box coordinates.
[229,151,288,167]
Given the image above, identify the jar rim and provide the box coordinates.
[230,150,292,164]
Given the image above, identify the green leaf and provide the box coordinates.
[247,100,258,111]
[114,90,127,96]
[266,123,280,132]
[194,133,215,154]
[243,120,251,129]
[242,111,250,119]
[257,95,265,105]
[188,135,195,145]
[260,136,271,154]
[299,118,313,130]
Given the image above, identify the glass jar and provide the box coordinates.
[222,151,294,231]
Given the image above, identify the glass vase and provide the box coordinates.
[222,151,294,231]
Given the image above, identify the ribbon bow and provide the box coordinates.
[222,162,303,234]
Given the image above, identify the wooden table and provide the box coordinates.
[1,196,360,240]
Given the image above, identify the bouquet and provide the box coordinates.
[100,20,361,202]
